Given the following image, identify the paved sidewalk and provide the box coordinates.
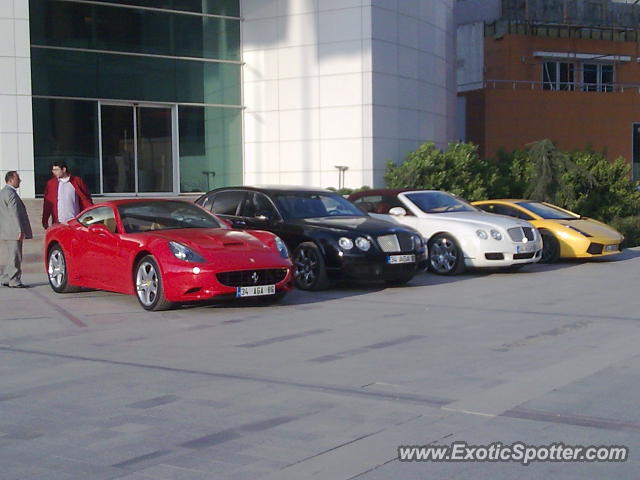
[1,250,640,479]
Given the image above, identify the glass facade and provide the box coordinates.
[31,49,241,105]
[29,0,242,195]
[33,98,100,195]
[30,1,240,61]
[179,106,242,192]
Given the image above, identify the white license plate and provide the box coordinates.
[387,254,415,264]
[236,285,276,297]
[604,244,619,252]
[516,244,536,254]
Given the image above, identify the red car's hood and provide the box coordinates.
[148,228,273,256]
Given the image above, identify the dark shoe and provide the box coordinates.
[8,283,28,288]
[1,283,8,287]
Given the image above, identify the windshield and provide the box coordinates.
[118,201,223,233]
[405,191,477,214]
[516,202,578,220]
[274,193,366,219]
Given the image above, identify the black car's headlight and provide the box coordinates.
[168,241,205,263]
[338,237,354,250]
[339,236,371,252]
[275,236,289,258]
[412,234,424,249]
[355,237,371,251]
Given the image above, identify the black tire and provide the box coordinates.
[428,234,465,275]
[540,230,560,263]
[47,245,81,293]
[134,255,174,311]
[293,242,329,290]
[384,273,414,286]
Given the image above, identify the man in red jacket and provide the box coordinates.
[42,162,93,229]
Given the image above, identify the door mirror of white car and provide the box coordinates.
[389,207,407,217]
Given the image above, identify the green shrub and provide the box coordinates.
[609,216,640,248]
[385,142,500,201]
[557,152,640,223]
[326,186,371,196]
[496,142,639,224]
[385,140,640,226]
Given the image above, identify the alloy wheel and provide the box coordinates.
[430,237,458,274]
[136,261,159,307]
[48,249,66,289]
[294,247,319,289]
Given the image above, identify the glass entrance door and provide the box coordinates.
[100,104,175,194]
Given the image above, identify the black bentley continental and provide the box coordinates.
[195,186,428,290]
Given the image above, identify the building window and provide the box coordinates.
[178,107,242,193]
[32,98,100,195]
[542,61,575,90]
[30,0,240,61]
[582,63,614,92]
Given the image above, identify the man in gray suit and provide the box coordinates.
[0,171,33,288]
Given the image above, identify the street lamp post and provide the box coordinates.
[334,165,349,190]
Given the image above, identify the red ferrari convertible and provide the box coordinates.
[44,199,294,311]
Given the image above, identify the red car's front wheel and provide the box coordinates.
[134,256,174,311]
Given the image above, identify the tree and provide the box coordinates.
[524,139,591,202]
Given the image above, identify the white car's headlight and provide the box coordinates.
[490,229,502,241]
[476,229,488,240]
[338,237,354,250]
[274,236,289,258]
[355,237,371,251]
[168,241,205,263]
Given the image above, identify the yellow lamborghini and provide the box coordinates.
[472,199,624,263]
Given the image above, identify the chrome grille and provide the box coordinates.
[507,227,535,242]
[523,227,535,241]
[396,232,415,251]
[377,234,401,253]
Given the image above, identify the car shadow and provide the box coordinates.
[189,271,485,309]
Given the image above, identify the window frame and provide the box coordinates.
[542,61,575,91]
[208,189,247,217]
[241,192,283,221]
[581,62,614,92]
[77,205,119,232]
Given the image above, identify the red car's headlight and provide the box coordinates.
[168,241,206,263]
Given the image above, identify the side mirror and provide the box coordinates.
[254,211,273,222]
[88,224,113,236]
[389,207,407,217]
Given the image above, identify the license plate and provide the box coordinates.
[236,285,276,297]
[516,244,536,254]
[387,254,415,264]
[604,244,619,252]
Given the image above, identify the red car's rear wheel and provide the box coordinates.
[47,246,80,293]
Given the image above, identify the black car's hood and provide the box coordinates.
[289,216,415,236]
